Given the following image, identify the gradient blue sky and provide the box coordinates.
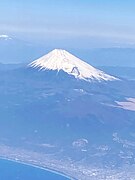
[0,0,135,48]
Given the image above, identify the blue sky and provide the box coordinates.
[0,0,135,48]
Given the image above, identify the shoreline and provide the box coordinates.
[0,157,75,180]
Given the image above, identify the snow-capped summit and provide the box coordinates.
[29,49,117,82]
[0,35,12,40]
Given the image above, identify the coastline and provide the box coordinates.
[0,157,76,180]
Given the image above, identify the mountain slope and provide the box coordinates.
[29,49,117,82]
[0,63,135,179]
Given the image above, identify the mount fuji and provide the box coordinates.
[29,49,117,82]
[0,49,135,180]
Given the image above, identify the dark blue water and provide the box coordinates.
[0,159,70,180]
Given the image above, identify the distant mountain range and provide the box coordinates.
[0,35,46,64]
[1,34,135,67]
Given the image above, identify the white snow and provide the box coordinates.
[29,49,118,82]
[115,98,135,111]
[0,35,9,38]
[0,35,12,40]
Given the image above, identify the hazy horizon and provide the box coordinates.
[1,0,135,49]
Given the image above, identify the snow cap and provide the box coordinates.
[29,49,117,82]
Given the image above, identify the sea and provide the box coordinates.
[0,159,70,180]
